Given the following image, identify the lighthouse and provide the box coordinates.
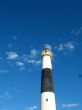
[40,48,56,110]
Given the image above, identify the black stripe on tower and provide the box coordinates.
[41,68,54,93]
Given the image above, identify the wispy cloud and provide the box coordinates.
[54,41,75,54]
[19,67,25,71]
[0,91,12,100]
[5,48,40,71]
[0,69,9,74]
[4,91,12,99]
[27,60,41,66]
[71,26,82,36]
[23,49,41,66]
[30,49,39,58]
[26,105,37,110]
[35,60,41,66]
[16,61,25,67]
[15,61,25,71]
[6,52,18,60]
[44,44,52,50]
[62,104,80,108]
[27,60,36,64]
[3,42,76,72]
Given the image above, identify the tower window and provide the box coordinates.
[46,98,48,102]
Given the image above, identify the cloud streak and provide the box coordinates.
[54,41,75,54]
[44,44,52,50]
[30,49,39,58]
[26,60,41,66]
[16,61,25,67]
[0,91,12,100]
[6,52,18,60]
[24,49,41,66]
[62,104,80,108]
[0,69,9,74]
[71,26,82,36]
[26,105,37,110]
[5,48,41,71]
[3,42,76,72]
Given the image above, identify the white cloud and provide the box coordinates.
[62,104,80,108]
[71,26,82,36]
[55,43,64,52]
[16,61,25,71]
[16,61,24,67]
[44,44,52,50]
[64,42,75,50]
[35,60,41,66]
[30,49,38,58]
[5,48,40,71]
[4,91,11,99]
[54,42,75,53]
[4,48,40,71]
[6,52,18,60]
[22,55,29,63]
[27,60,36,64]
[27,59,41,66]
[19,67,25,71]
[0,91,12,100]
[0,69,9,74]
[26,106,37,110]
[20,49,39,65]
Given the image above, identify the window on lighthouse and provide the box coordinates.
[46,98,48,102]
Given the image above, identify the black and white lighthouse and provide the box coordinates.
[40,48,56,110]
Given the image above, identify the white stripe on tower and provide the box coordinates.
[42,55,52,69]
[40,48,56,110]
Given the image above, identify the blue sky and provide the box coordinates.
[0,0,82,110]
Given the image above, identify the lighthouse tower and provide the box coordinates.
[40,48,56,110]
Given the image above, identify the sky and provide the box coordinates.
[0,0,82,110]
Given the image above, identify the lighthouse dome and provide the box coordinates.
[41,48,52,58]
